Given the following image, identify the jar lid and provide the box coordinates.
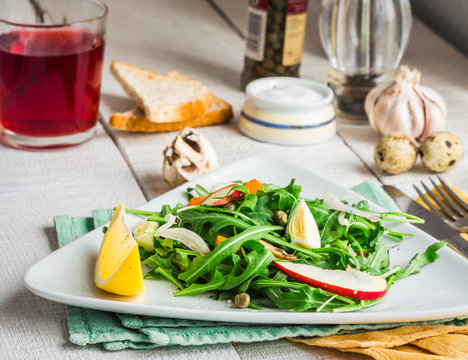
[245,77,334,112]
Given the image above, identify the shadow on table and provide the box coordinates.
[101,94,135,113]
[44,226,59,252]
[147,46,242,91]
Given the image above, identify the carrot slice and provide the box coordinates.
[215,235,228,246]
[188,196,207,206]
[215,235,240,253]
[245,179,264,194]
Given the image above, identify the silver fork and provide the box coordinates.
[413,176,468,233]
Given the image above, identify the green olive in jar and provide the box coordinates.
[263,58,275,70]
[240,0,308,89]
[273,0,285,9]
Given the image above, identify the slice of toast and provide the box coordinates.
[109,96,233,132]
[110,61,212,123]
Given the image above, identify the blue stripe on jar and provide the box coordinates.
[240,111,335,129]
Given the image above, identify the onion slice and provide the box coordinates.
[323,190,381,222]
[337,211,352,227]
[155,214,210,255]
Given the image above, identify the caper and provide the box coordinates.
[267,33,278,44]
[234,293,250,309]
[222,203,236,211]
[273,0,285,10]
[263,58,275,70]
[275,65,286,74]
[291,64,300,71]
[273,210,288,226]
[273,53,282,62]
[272,11,283,24]
[254,64,266,76]
[265,48,275,58]
[270,23,280,33]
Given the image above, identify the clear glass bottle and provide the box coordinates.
[319,0,412,122]
[241,0,308,90]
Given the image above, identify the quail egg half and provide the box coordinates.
[286,199,321,249]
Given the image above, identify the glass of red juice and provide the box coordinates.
[0,0,107,149]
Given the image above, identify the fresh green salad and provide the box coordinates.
[124,178,445,313]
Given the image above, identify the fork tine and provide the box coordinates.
[429,177,466,217]
[437,175,468,212]
[413,184,451,220]
[419,181,459,221]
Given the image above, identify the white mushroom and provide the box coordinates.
[162,127,218,188]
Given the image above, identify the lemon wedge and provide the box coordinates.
[287,199,321,249]
[94,203,145,296]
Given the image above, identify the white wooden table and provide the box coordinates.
[1,1,468,359]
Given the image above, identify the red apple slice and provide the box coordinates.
[201,184,241,206]
[273,261,387,300]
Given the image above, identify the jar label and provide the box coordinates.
[287,0,308,15]
[245,0,268,61]
[283,0,308,66]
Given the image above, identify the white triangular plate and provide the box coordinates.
[25,156,468,324]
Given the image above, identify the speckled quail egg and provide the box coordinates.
[419,132,463,173]
[374,133,418,175]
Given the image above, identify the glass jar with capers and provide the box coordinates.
[241,0,309,90]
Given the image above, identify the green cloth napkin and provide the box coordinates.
[54,179,467,350]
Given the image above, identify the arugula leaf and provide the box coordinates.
[171,250,192,273]
[179,210,250,244]
[394,242,446,280]
[251,194,274,225]
[126,178,445,313]
[146,267,185,290]
[143,252,172,270]
[365,242,390,274]
[220,246,274,290]
[186,184,210,198]
[238,193,258,214]
[174,270,226,296]
[178,225,282,284]
[174,247,274,297]
[265,285,352,312]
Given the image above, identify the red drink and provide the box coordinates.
[0,30,104,139]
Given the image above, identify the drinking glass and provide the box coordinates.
[0,0,107,149]
[319,0,412,122]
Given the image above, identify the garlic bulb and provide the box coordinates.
[163,127,218,188]
[365,66,446,140]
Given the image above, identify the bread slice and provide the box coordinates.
[110,61,212,123]
[109,96,232,132]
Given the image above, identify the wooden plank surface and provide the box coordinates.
[2,0,468,359]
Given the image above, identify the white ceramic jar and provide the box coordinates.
[239,77,335,145]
